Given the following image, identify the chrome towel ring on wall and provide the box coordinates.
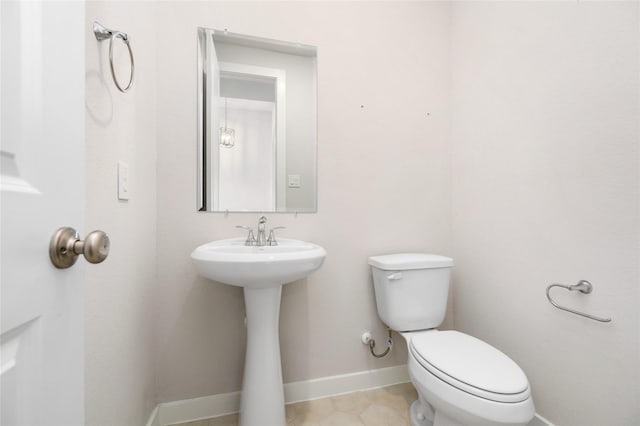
[546,280,612,323]
[93,21,134,93]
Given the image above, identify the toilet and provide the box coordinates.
[369,253,535,426]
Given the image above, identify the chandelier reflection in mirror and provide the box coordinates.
[198,27,318,212]
[219,98,235,148]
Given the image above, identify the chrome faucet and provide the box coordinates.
[256,216,267,246]
[236,216,286,246]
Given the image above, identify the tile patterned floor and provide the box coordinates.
[176,382,418,426]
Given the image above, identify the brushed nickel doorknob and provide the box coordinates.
[49,227,110,269]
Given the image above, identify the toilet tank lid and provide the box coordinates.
[368,253,454,270]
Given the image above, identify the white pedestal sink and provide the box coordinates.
[191,238,326,426]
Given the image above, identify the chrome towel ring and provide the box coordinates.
[546,280,612,323]
[93,22,134,93]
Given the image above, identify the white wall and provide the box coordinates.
[155,1,452,403]
[451,2,639,425]
[85,2,158,424]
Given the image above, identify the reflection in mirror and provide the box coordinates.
[198,28,317,212]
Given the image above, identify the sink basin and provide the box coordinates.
[191,238,326,288]
[191,237,326,426]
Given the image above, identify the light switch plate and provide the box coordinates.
[118,161,130,200]
[287,174,301,188]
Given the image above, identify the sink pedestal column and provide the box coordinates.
[239,285,286,426]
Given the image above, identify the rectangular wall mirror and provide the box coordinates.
[197,28,317,212]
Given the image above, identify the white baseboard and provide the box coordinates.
[144,405,160,426]
[146,364,554,426]
[283,363,410,404]
[531,413,555,426]
[150,364,409,425]
[157,390,242,425]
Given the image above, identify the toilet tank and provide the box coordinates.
[369,253,454,332]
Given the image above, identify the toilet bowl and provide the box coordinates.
[403,330,534,426]
[368,253,535,426]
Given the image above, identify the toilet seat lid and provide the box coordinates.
[410,331,530,402]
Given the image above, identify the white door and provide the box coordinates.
[1,1,86,425]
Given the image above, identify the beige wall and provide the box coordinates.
[451,2,639,426]
[85,2,158,424]
[154,1,452,403]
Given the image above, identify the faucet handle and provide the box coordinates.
[235,225,256,246]
[266,226,286,246]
